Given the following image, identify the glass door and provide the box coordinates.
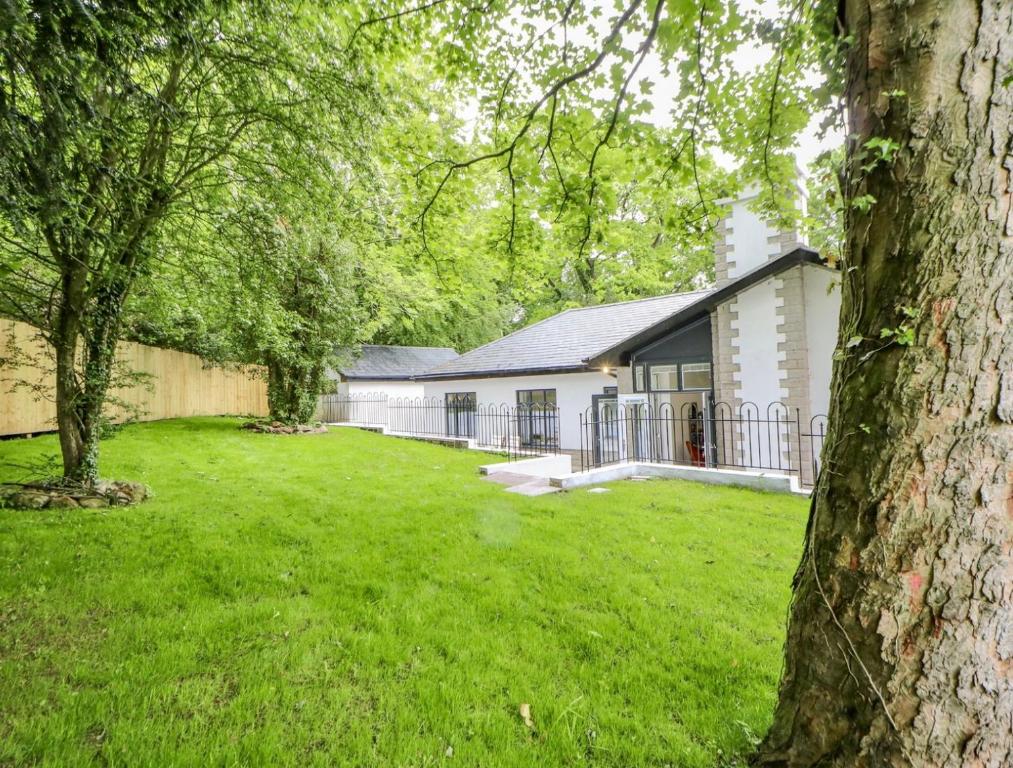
[591,393,619,465]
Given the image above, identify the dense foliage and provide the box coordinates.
[0,0,813,468]
[0,1,385,473]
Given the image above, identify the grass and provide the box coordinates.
[0,418,807,767]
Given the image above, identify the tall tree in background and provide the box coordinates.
[362,0,1011,763]
[0,2,373,482]
[226,210,363,425]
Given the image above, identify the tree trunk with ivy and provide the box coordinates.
[756,1,1012,766]
[266,359,326,425]
[52,264,134,485]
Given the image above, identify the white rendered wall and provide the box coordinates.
[730,277,787,409]
[727,278,789,468]
[724,194,784,278]
[347,380,426,399]
[802,265,841,418]
[421,371,615,449]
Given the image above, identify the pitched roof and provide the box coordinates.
[417,290,713,379]
[337,345,459,380]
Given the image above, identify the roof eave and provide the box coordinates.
[342,373,417,381]
[413,364,592,381]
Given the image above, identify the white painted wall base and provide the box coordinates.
[326,424,569,472]
[479,454,573,478]
[550,461,806,495]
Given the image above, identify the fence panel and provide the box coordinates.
[579,400,826,488]
[1,319,268,437]
[316,393,388,425]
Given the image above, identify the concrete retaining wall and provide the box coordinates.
[550,461,803,495]
[479,454,572,478]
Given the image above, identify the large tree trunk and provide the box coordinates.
[756,1,1012,766]
[51,267,129,486]
[53,267,88,482]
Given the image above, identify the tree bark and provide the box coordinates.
[756,1,1012,766]
[51,264,131,485]
[53,265,88,482]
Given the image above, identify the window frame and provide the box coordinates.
[679,361,713,392]
[515,388,557,407]
[647,363,681,393]
[633,364,646,392]
[444,392,477,410]
[641,359,713,393]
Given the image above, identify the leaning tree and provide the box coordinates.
[355,0,1012,764]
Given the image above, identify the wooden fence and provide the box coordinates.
[0,319,268,437]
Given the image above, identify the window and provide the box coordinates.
[516,388,556,406]
[634,364,645,392]
[680,362,712,390]
[445,392,476,409]
[649,364,680,392]
[445,392,476,437]
[516,389,558,447]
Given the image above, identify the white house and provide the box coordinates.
[414,191,841,462]
[324,191,841,482]
[413,291,711,450]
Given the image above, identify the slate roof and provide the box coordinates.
[417,290,713,379]
[337,345,459,380]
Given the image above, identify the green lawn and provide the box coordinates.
[0,418,807,767]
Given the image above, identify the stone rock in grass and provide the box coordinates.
[92,480,149,506]
[11,491,49,509]
[241,420,325,435]
[47,494,80,509]
[120,482,148,504]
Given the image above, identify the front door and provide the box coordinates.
[591,393,619,465]
[618,393,650,461]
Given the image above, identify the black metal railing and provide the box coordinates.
[578,400,826,487]
[316,393,388,425]
[317,394,560,461]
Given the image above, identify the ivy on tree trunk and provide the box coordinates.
[266,359,326,425]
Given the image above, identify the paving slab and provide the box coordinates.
[482,471,561,496]
[504,479,561,496]
[482,471,536,487]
